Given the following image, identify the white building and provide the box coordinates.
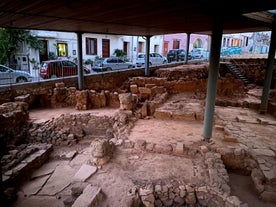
[23,30,163,76]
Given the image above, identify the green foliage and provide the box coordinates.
[0,28,42,65]
[84,59,93,65]
[113,49,126,57]
[26,35,43,51]
[48,52,57,60]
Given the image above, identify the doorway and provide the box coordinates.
[102,39,110,57]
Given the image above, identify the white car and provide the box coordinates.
[93,57,135,72]
[0,64,33,85]
[136,53,167,67]
[190,48,209,60]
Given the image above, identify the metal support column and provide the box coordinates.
[185,33,191,64]
[260,18,276,114]
[202,17,223,141]
[145,36,151,76]
[77,32,84,90]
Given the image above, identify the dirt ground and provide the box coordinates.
[8,89,275,207]
[7,58,276,207]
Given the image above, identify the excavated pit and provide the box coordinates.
[6,95,275,207]
[1,62,276,207]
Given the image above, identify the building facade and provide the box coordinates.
[17,30,271,77]
[163,33,211,55]
[22,30,163,76]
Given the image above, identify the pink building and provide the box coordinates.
[163,33,210,55]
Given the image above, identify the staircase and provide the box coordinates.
[224,61,251,85]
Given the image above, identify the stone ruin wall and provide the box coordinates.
[0,58,274,109]
[222,58,276,87]
[0,63,250,148]
[1,61,276,206]
[27,113,115,145]
[0,102,29,146]
[0,67,144,107]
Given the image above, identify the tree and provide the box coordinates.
[0,28,43,67]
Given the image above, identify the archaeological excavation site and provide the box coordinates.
[0,59,276,207]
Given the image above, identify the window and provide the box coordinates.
[62,61,76,67]
[138,42,144,53]
[173,40,180,49]
[193,38,203,48]
[86,38,97,55]
[57,43,68,57]
[154,44,159,53]
[244,36,249,47]
[0,66,8,72]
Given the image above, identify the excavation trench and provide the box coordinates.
[1,104,276,207]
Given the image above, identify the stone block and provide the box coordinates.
[14,94,30,103]
[145,143,154,152]
[154,144,172,154]
[135,140,146,150]
[154,110,172,119]
[195,112,204,121]
[73,164,97,182]
[145,84,156,88]
[235,116,246,123]
[175,142,184,155]
[141,102,148,117]
[147,101,156,116]
[260,191,276,202]
[221,136,238,143]
[151,86,166,95]
[55,82,65,88]
[172,112,195,120]
[130,84,138,94]
[72,185,103,207]
[139,87,152,94]
[257,118,269,125]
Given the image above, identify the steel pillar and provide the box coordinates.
[145,36,151,76]
[77,32,84,90]
[202,17,223,141]
[185,33,191,64]
[260,18,276,114]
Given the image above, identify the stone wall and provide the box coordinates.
[133,150,246,207]
[27,113,115,145]
[0,102,29,146]
[0,61,247,108]
[0,68,144,107]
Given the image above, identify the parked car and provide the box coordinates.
[136,53,167,67]
[39,60,91,79]
[93,57,135,72]
[189,48,209,60]
[167,49,190,62]
[0,64,32,85]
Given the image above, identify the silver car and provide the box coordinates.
[0,64,32,85]
[136,53,167,67]
[93,57,135,72]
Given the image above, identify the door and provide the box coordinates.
[102,39,110,58]
[163,42,168,55]
[123,42,128,56]
[39,40,48,62]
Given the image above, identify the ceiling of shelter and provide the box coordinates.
[0,0,275,36]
